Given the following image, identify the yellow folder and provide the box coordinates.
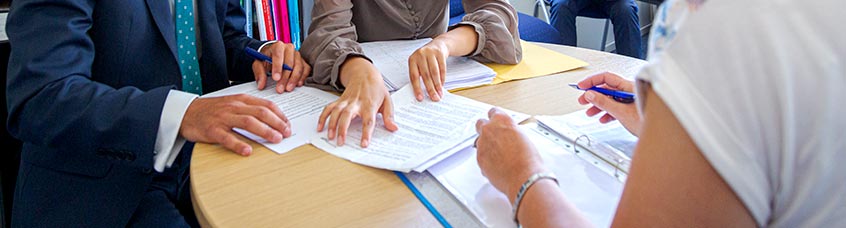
[485,41,588,84]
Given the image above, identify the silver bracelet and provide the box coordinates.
[512,172,558,225]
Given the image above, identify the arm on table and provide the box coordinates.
[475,87,756,227]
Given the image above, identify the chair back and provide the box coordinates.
[449,0,464,18]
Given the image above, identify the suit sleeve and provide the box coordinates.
[5,0,169,168]
[300,0,369,92]
[222,0,266,82]
[454,0,523,64]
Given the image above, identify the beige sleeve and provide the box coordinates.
[300,0,367,91]
[451,0,523,64]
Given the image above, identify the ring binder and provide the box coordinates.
[535,112,638,182]
[573,134,591,153]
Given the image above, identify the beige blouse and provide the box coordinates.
[301,0,523,91]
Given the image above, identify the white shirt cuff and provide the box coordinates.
[257,40,279,53]
[153,90,198,173]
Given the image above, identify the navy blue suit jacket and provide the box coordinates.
[5,0,262,226]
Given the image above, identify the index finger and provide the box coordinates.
[408,58,424,101]
[488,107,514,125]
[577,72,633,92]
[359,109,376,148]
[237,95,289,123]
[475,119,488,134]
[276,44,296,93]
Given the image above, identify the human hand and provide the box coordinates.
[317,57,399,148]
[408,39,449,101]
[252,42,312,93]
[576,72,642,136]
[475,107,548,202]
[180,94,292,156]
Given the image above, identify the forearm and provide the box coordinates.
[456,0,522,64]
[301,0,364,91]
[516,180,594,228]
[434,25,479,57]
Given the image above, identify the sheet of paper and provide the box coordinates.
[359,39,496,91]
[203,82,338,154]
[411,108,531,172]
[429,124,624,228]
[535,111,638,172]
[310,85,491,172]
[485,41,589,84]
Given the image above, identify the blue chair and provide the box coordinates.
[448,0,565,45]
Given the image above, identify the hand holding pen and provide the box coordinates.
[572,72,642,136]
[247,42,312,93]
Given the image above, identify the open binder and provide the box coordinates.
[534,112,638,181]
[428,111,638,227]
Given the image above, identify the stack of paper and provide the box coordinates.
[359,39,497,91]
[206,82,528,173]
[311,85,518,172]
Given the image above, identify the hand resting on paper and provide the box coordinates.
[180,94,293,156]
[408,25,479,102]
[576,72,642,136]
[318,56,399,148]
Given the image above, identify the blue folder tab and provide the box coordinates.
[394,171,453,228]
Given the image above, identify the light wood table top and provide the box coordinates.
[191,43,646,227]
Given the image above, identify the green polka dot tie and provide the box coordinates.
[175,0,202,95]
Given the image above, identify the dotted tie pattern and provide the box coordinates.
[175,0,202,95]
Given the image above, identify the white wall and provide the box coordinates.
[301,0,314,36]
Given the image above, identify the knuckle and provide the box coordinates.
[340,108,353,117]
[258,108,274,119]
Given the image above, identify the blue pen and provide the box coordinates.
[244,47,294,71]
[568,83,635,103]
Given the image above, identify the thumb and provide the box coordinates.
[584,91,628,117]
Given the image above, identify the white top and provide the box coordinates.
[636,0,846,226]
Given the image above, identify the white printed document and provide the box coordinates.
[202,81,338,154]
[310,85,493,172]
[429,124,624,227]
[359,39,497,91]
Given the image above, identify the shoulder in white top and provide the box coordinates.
[636,0,846,226]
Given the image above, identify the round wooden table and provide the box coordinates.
[190,43,646,227]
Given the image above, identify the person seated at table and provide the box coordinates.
[547,0,644,59]
[474,0,845,227]
[5,0,309,226]
[300,0,523,148]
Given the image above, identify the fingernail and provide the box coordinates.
[362,139,369,148]
[417,95,424,101]
[242,147,252,156]
[337,138,344,146]
[273,73,281,80]
[328,130,334,139]
[272,132,283,142]
[585,91,595,100]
